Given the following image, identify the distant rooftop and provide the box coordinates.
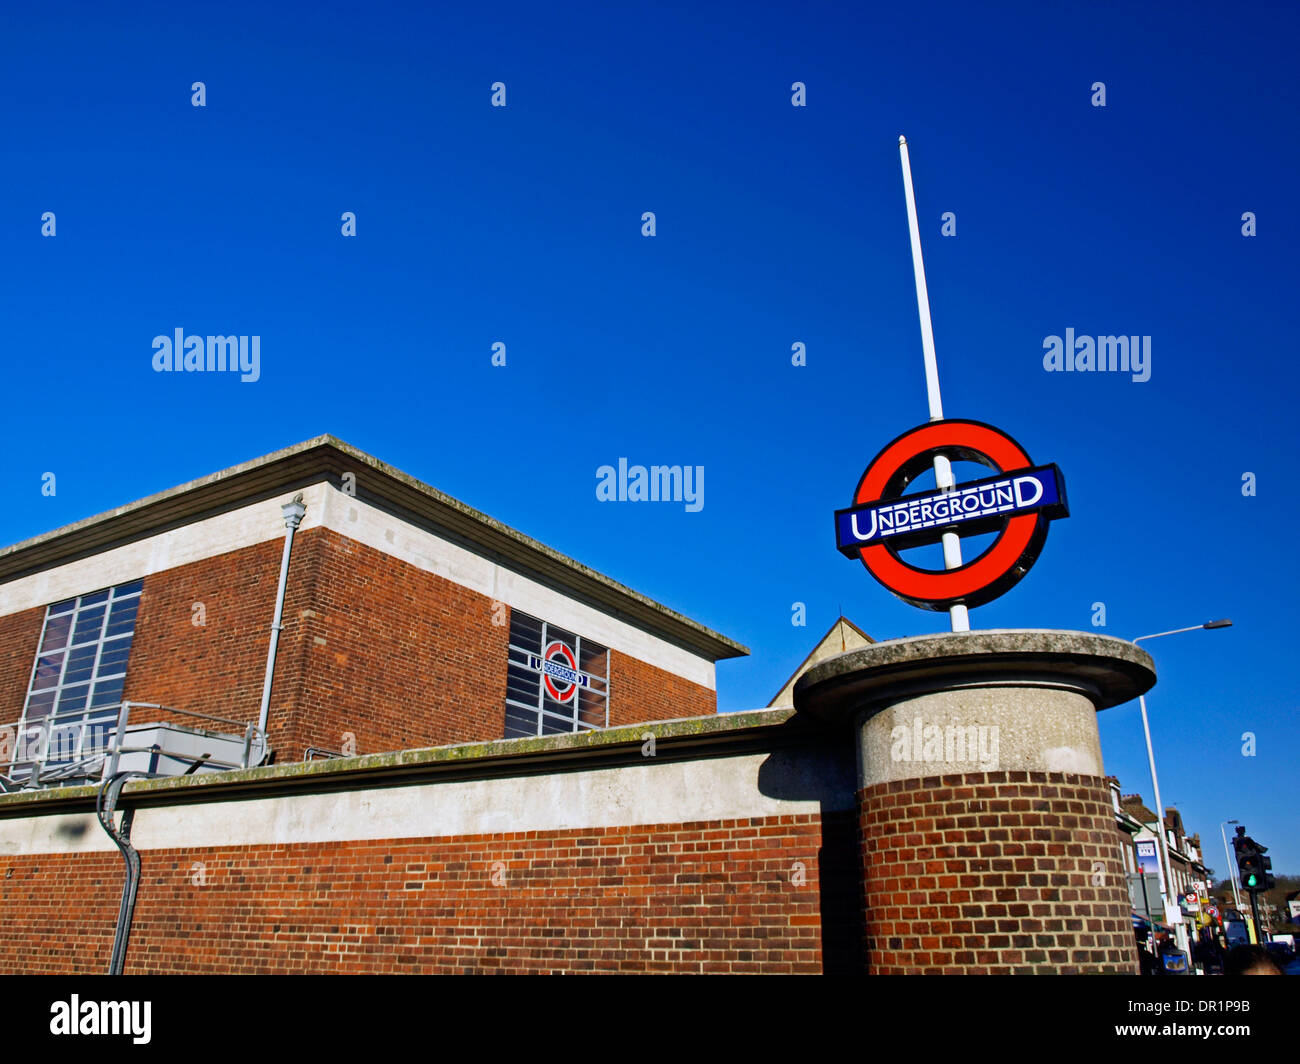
[1120,794,1158,823]
[767,616,875,709]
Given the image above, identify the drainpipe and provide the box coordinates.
[256,493,307,743]
[97,770,149,974]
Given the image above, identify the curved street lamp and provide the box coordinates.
[1133,619,1232,956]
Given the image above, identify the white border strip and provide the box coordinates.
[0,753,831,855]
[0,483,714,689]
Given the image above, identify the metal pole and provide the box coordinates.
[1220,820,1243,913]
[1137,691,1182,951]
[1130,620,1231,958]
[30,718,52,787]
[108,701,130,778]
[1249,890,1266,945]
[898,137,944,425]
[257,495,307,739]
[1135,624,1209,643]
[898,135,968,634]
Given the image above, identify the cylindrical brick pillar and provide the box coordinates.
[794,630,1156,975]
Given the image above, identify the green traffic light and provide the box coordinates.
[1245,873,1258,888]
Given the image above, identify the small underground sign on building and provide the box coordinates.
[505,611,609,737]
[526,641,591,703]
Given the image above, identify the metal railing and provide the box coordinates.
[0,701,269,790]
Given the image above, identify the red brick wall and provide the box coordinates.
[276,528,511,759]
[123,537,291,743]
[274,530,717,760]
[0,813,849,974]
[0,606,44,725]
[0,524,718,765]
[609,649,714,726]
[859,771,1137,975]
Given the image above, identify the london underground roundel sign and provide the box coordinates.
[540,640,583,703]
[834,419,1069,611]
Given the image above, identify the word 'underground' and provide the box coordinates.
[525,654,590,692]
[836,466,1062,553]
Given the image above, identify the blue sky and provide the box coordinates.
[1,2,1296,873]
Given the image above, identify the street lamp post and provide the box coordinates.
[1133,619,1232,962]
[1220,819,1243,914]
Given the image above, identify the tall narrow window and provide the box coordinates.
[504,610,609,738]
[8,579,143,781]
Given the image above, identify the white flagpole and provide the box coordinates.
[899,135,970,633]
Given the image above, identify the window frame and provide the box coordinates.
[503,610,610,739]
[8,579,143,780]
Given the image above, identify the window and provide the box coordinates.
[504,610,609,738]
[7,579,143,781]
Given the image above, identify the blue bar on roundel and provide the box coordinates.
[834,465,1065,556]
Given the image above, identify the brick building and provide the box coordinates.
[0,438,1146,975]
[0,435,744,780]
[1117,791,1211,903]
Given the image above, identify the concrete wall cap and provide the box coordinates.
[0,708,810,817]
[793,628,1156,723]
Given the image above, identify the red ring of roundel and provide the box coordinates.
[542,639,579,702]
[852,419,1044,609]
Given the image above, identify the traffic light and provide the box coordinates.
[1240,850,1262,890]
[1234,829,1275,893]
